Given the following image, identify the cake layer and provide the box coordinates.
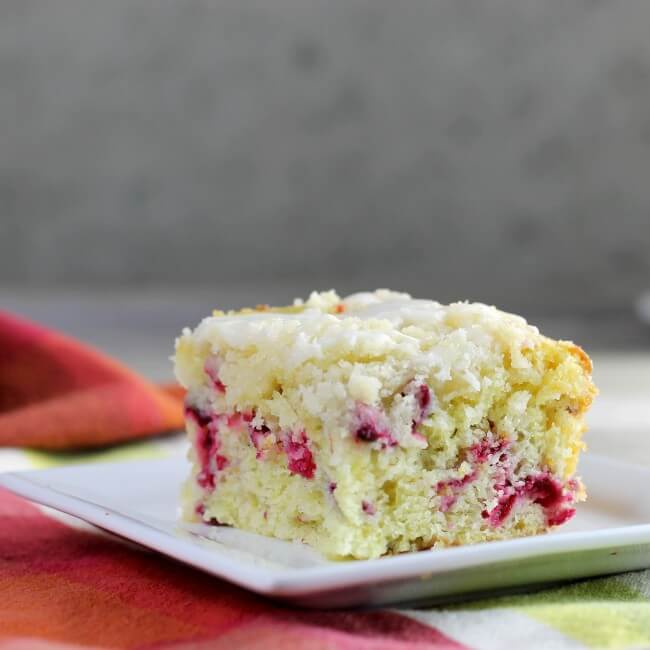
[174,290,596,559]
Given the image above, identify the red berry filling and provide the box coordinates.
[356,425,380,442]
[249,424,271,459]
[185,405,211,428]
[485,472,576,527]
[362,500,376,515]
[435,424,577,528]
[353,403,396,448]
[436,431,509,511]
[547,506,576,527]
[212,378,227,393]
[402,381,433,435]
[468,434,509,463]
[284,430,316,479]
[524,473,576,526]
[485,491,517,526]
[415,384,432,419]
[223,410,270,459]
[204,356,226,393]
[185,405,228,491]
[436,469,479,512]
[226,413,245,429]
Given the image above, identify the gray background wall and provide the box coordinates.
[2,0,650,320]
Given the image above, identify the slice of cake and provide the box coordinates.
[174,290,596,560]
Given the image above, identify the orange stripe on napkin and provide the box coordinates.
[0,488,466,650]
[0,311,184,449]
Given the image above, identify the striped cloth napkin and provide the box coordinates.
[1,311,649,650]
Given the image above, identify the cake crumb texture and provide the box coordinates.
[175,290,597,559]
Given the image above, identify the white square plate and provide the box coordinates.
[2,453,650,608]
